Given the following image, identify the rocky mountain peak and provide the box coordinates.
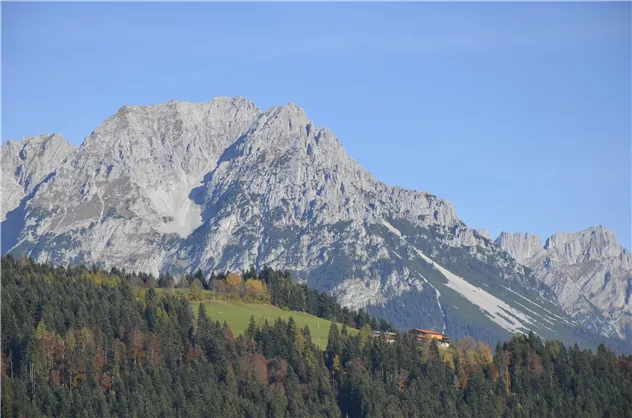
[3,133,71,165]
[1,133,76,220]
[544,226,625,265]
[265,102,309,122]
[73,98,262,189]
[495,231,544,264]
[496,227,628,266]
[248,103,311,140]
[475,228,491,240]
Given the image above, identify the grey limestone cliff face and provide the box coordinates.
[12,98,262,273]
[496,232,545,265]
[496,226,632,339]
[1,133,76,221]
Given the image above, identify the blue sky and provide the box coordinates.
[2,2,631,248]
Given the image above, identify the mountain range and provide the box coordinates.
[2,97,630,350]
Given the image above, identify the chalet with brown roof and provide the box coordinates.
[408,328,450,348]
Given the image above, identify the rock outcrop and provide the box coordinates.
[496,226,632,339]
[1,133,75,220]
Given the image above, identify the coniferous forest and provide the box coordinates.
[3,255,632,417]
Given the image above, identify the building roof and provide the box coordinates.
[412,328,443,335]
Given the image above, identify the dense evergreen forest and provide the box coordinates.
[3,255,632,417]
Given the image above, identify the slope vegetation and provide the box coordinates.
[3,256,632,417]
[192,300,356,349]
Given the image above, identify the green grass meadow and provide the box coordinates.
[192,300,357,349]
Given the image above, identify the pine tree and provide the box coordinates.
[326,323,341,370]
[246,315,257,338]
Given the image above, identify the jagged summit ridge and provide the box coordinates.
[1,133,76,221]
[496,226,632,339]
[79,97,262,184]
[497,226,630,266]
[545,225,627,264]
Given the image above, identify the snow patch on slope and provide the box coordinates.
[413,247,535,334]
[381,218,403,238]
[500,285,575,326]
[382,219,446,332]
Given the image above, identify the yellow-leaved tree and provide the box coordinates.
[225,273,243,300]
[245,279,269,303]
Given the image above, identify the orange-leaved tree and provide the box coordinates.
[225,273,244,299]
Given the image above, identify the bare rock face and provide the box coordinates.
[496,226,632,339]
[13,97,262,273]
[1,133,76,220]
[2,97,629,348]
[545,226,625,264]
[496,232,545,264]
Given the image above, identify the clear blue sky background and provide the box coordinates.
[3,2,631,248]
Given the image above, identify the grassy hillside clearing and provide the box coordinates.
[192,299,357,349]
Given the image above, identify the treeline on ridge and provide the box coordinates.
[124,263,394,333]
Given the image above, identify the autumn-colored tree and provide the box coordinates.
[455,336,478,352]
[239,354,269,384]
[396,369,410,392]
[225,273,243,299]
[455,336,480,366]
[474,342,493,365]
[130,329,145,365]
[100,373,113,393]
[185,342,204,362]
[145,333,163,366]
[526,348,544,375]
[269,358,289,384]
[245,279,269,302]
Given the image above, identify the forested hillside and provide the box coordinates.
[3,255,632,417]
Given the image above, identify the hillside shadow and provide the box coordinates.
[1,173,54,255]
[2,196,27,255]
[188,132,248,229]
[189,172,216,227]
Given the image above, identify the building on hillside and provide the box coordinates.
[408,328,451,348]
[438,337,450,349]
[372,330,396,343]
